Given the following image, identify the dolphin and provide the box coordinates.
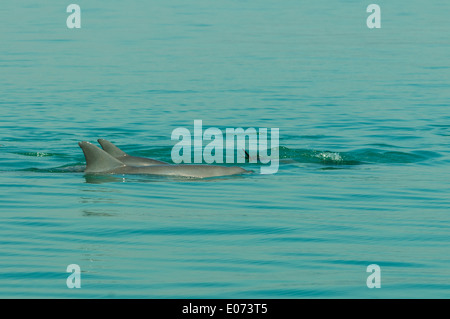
[79,141,251,178]
[97,139,168,166]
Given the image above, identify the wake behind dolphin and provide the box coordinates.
[79,140,250,178]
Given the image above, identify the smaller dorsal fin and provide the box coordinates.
[97,139,128,157]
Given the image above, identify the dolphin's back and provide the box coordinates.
[123,164,249,178]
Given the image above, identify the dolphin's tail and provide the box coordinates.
[243,149,250,160]
[242,149,259,162]
[97,139,128,157]
[78,141,125,173]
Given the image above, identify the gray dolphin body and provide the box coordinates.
[97,139,168,166]
[79,141,250,178]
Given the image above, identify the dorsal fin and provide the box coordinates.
[78,141,125,173]
[97,139,128,157]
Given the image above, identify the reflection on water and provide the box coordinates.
[79,178,123,217]
[83,174,127,184]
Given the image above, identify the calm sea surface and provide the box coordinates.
[1,1,449,298]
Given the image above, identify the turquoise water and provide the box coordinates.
[1,0,449,298]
